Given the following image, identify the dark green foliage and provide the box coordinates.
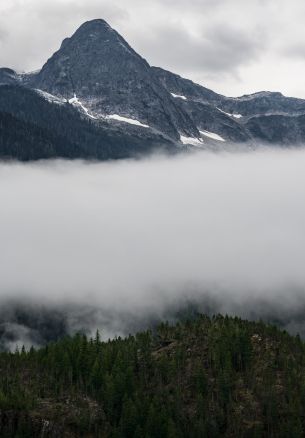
[0,314,304,437]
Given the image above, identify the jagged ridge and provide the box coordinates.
[2,18,305,160]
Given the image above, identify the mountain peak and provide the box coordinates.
[74,18,113,34]
[31,17,143,98]
[67,18,120,46]
[28,19,200,140]
[58,19,114,50]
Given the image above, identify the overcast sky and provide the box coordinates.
[1,0,305,97]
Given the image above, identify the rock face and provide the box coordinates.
[0,68,19,85]
[245,113,305,144]
[0,84,175,161]
[2,17,305,159]
[220,91,305,117]
[152,67,251,142]
[28,19,199,140]
[152,67,305,144]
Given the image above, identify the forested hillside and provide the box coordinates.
[0,314,304,437]
[0,86,173,161]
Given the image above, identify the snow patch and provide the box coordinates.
[217,107,242,118]
[69,94,97,119]
[200,130,225,142]
[180,135,204,147]
[39,91,150,127]
[106,114,149,128]
[68,95,79,104]
[171,93,187,100]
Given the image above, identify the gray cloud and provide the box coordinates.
[1,0,305,97]
[0,28,8,42]
[139,23,264,77]
[1,149,305,346]
[282,43,305,60]
[0,0,126,71]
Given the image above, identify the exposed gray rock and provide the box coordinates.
[152,67,250,142]
[245,113,305,144]
[152,66,305,145]
[221,91,305,117]
[28,19,199,141]
[0,68,19,86]
[2,18,305,153]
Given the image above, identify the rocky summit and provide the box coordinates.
[2,18,305,160]
[27,19,198,141]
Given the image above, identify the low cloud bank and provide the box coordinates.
[1,148,305,347]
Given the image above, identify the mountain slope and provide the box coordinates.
[0,314,304,437]
[152,66,305,144]
[0,85,174,160]
[152,67,250,142]
[0,68,19,86]
[0,110,79,160]
[245,113,305,144]
[27,19,199,141]
[1,18,305,159]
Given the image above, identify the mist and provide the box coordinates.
[1,148,305,348]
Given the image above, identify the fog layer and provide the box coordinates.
[1,149,305,345]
